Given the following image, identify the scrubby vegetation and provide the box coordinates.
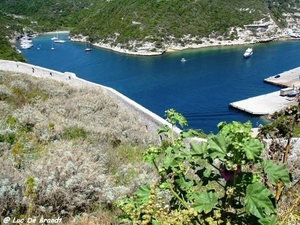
[0,70,160,224]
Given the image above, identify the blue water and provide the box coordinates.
[18,33,300,133]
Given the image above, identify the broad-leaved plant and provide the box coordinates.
[116,109,290,225]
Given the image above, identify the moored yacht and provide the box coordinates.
[54,39,66,43]
[20,39,33,49]
[243,48,253,58]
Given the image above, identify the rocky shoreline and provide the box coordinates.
[30,13,298,57]
[69,35,285,57]
[70,33,280,56]
[68,15,294,56]
[10,9,300,57]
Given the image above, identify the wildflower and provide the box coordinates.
[220,166,241,181]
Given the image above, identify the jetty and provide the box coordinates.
[264,67,300,87]
[229,91,296,115]
[230,67,300,115]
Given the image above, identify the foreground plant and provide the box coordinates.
[116,109,291,225]
[258,105,300,224]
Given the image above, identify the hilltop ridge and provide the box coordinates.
[1,0,300,56]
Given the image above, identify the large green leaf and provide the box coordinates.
[190,141,208,156]
[262,159,290,185]
[245,183,275,218]
[258,214,277,225]
[242,139,264,161]
[162,154,176,169]
[157,125,170,135]
[174,176,194,194]
[207,133,229,159]
[181,129,200,138]
[192,191,218,213]
[135,185,150,204]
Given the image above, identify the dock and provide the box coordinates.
[229,91,297,115]
[230,67,300,115]
[264,67,300,87]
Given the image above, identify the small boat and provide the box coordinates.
[51,31,58,40]
[243,48,253,58]
[181,58,186,62]
[85,43,92,52]
[51,41,54,50]
[85,39,92,52]
[54,39,66,43]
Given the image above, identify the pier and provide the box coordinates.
[229,91,296,115]
[264,67,300,87]
[230,67,300,115]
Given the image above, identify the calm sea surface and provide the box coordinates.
[18,33,300,133]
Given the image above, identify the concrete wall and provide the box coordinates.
[0,60,195,138]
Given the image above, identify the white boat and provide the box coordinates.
[51,31,59,40]
[85,41,92,52]
[20,35,32,42]
[54,39,66,43]
[243,48,253,58]
[181,58,186,62]
[53,32,66,43]
[20,40,33,49]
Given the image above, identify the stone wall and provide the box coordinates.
[0,60,192,137]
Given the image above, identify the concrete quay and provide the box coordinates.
[230,67,300,115]
[264,67,300,88]
[229,91,297,115]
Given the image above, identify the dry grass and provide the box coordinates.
[277,181,300,225]
[0,70,160,223]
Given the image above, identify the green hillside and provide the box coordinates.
[71,0,268,43]
[0,0,300,56]
[0,11,27,61]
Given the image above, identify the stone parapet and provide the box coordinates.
[0,60,208,142]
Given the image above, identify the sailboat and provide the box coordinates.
[51,40,54,50]
[85,39,92,52]
[54,32,66,43]
[51,33,58,41]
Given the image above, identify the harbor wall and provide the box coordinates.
[0,60,195,139]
